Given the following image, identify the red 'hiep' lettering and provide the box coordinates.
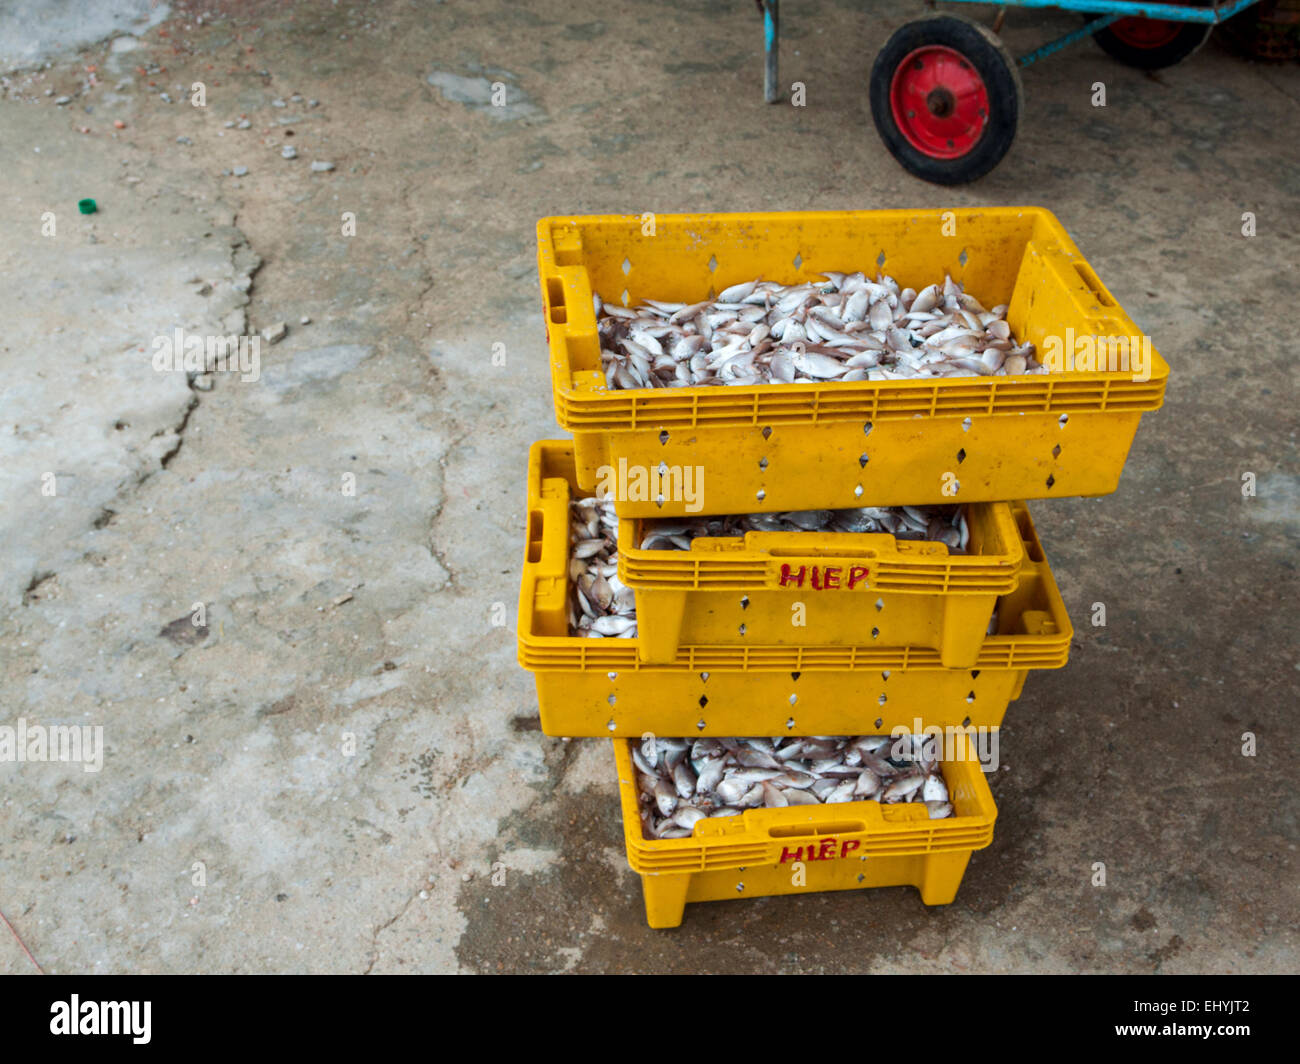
[779,564,805,588]
[779,845,803,864]
[847,565,869,590]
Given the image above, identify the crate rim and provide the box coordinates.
[538,205,1171,427]
[518,440,1074,671]
[613,733,998,875]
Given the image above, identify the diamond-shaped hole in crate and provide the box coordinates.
[859,453,869,468]
[1052,444,1061,459]
[707,255,718,273]
[759,457,768,471]
[621,257,632,276]
[659,430,669,445]
[956,448,966,464]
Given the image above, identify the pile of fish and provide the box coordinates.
[569,496,637,638]
[596,272,1041,389]
[640,504,969,553]
[634,733,953,840]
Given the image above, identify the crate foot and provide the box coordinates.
[918,851,974,905]
[642,874,690,928]
[635,591,687,664]
[1009,670,1027,701]
[939,594,998,668]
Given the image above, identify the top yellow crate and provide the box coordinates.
[536,207,1168,517]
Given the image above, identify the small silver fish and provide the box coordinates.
[635,733,953,839]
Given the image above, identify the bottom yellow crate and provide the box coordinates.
[614,733,997,928]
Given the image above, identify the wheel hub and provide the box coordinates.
[889,45,990,160]
[925,86,957,119]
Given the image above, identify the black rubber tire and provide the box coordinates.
[1087,5,1213,70]
[869,14,1023,186]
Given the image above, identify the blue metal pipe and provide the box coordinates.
[762,0,780,103]
[942,0,1259,24]
[1018,13,1120,65]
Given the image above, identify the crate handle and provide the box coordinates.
[768,819,866,837]
[533,478,573,580]
[763,800,877,835]
[749,531,894,559]
[762,546,882,561]
[764,816,868,832]
[545,277,568,324]
[526,509,545,564]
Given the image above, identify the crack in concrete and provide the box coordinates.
[156,394,199,470]
[362,891,419,975]
[424,424,480,595]
[396,179,437,320]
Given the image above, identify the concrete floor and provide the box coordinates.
[0,0,1296,974]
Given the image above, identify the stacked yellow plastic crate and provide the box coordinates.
[519,208,1167,928]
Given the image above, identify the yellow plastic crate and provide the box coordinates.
[536,207,1168,516]
[614,733,997,928]
[517,441,1072,737]
[619,489,1025,669]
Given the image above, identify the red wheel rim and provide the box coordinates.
[1109,17,1183,48]
[889,45,990,160]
